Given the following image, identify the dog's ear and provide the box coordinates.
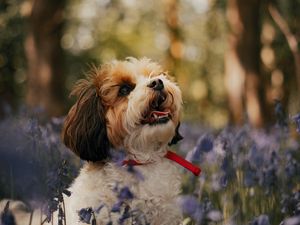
[62,78,110,162]
[168,122,183,146]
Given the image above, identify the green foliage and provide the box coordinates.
[0,0,299,125]
[0,0,26,113]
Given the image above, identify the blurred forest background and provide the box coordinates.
[1,1,300,224]
[0,0,300,128]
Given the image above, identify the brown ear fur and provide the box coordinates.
[168,122,183,146]
[62,78,110,162]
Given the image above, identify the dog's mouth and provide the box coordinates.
[141,92,171,125]
[142,110,171,125]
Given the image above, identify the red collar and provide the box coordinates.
[122,150,201,176]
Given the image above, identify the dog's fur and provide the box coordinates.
[62,58,183,225]
[0,58,183,225]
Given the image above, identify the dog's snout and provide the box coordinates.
[147,78,164,91]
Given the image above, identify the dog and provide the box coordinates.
[61,57,185,225]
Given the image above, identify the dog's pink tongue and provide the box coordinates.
[151,111,169,116]
[142,110,170,124]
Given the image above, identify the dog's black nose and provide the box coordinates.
[147,78,164,91]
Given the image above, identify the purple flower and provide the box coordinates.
[198,136,214,152]
[281,191,300,216]
[95,204,104,214]
[111,149,126,166]
[78,207,93,224]
[250,214,270,225]
[126,165,144,180]
[178,195,205,223]
[261,166,277,190]
[248,145,264,169]
[243,162,258,187]
[185,135,214,163]
[282,215,300,225]
[178,195,199,216]
[274,100,288,128]
[111,201,122,213]
[118,187,134,200]
[206,210,223,222]
[219,175,228,188]
[292,113,300,133]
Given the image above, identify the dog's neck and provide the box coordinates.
[126,144,168,163]
[123,150,201,176]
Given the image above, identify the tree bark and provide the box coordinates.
[268,3,300,100]
[225,0,269,127]
[163,0,184,74]
[25,0,66,116]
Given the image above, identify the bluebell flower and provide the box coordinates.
[219,175,228,188]
[220,156,230,172]
[95,204,104,214]
[274,99,288,128]
[185,135,213,163]
[248,145,264,169]
[126,165,144,180]
[111,149,144,180]
[292,113,300,133]
[281,215,300,225]
[243,161,258,187]
[206,210,223,222]
[261,166,277,191]
[220,156,235,185]
[24,118,41,137]
[78,207,93,224]
[118,187,134,200]
[250,214,270,225]
[197,136,214,153]
[178,195,207,223]
[285,159,298,179]
[178,195,199,216]
[111,201,122,213]
[281,191,300,217]
[111,149,126,166]
[284,151,300,185]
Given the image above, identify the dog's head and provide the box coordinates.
[62,58,183,162]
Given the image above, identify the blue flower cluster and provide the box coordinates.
[44,160,72,224]
[0,105,300,225]
[0,110,77,225]
[177,110,300,224]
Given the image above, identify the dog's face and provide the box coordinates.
[62,58,182,162]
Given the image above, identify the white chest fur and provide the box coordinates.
[66,158,183,225]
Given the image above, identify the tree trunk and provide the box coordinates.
[268,3,300,103]
[25,0,66,116]
[225,0,269,127]
[163,0,184,74]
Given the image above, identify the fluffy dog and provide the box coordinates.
[62,57,184,225]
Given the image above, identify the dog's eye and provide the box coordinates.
[118,84,134,96]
